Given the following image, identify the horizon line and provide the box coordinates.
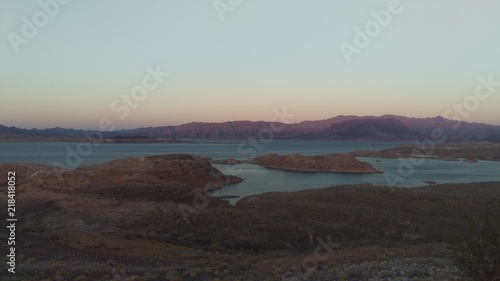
[2,114,500,131]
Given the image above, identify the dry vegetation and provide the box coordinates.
[0,154,499,280]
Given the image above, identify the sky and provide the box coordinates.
[1,0,499,130]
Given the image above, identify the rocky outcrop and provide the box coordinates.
[246,153,381,173]
[87,154,242,191]
[350,142,500,162]
[0,154,243,197]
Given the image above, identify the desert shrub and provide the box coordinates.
[75,275,89,281]
[182,268,200,279]
[54,270,69,281]
[447,209,500,280]
[217,262,230,270]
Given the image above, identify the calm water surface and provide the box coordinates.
[1,140,499,203]
[0,140,408,165]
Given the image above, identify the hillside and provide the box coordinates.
[0,155,498,280]
[310,118,410,140]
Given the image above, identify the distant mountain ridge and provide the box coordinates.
[312,118,410,140]
[2,115,500,141]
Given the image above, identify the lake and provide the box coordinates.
[1,140,499,203]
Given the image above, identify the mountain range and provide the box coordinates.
[2,115,500,142]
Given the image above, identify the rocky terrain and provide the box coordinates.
[0,154,499,280]
[246,153,381,173]
[351,142,500,162]
[1,154,242,196]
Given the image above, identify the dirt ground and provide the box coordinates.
[0,158,499,280]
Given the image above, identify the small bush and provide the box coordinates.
[75,275,89,281]
[54,270,69,281]
[217,262,230,270]
[447,209,500,280]
[182,268,199,279]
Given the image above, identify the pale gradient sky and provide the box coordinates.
[1,0,499,130]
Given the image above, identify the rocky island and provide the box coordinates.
[350,142,500,162]
[245,153,382,173]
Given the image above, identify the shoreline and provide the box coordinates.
[1,178,498,280]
